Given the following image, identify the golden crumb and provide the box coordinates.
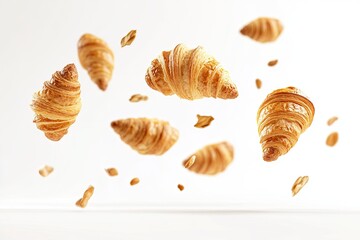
[105,168,118,176]
[291,176,309,197]
[184,155,196,169]
[38,165,54,177]
[255,79,262,89]
[76,185,94,208]
[194,114,214,128]
[326,132,338,147]
[129,94,148,102]
[177,184,184,191]
[130,177,140,186]
[121,30,137,47]
[268,59,278,67]
[327,116,338,126]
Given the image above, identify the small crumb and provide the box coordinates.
[268,59,278,67]
[39,165,54,177]
[291,176,309,197]
[121,30,137,47]
[105,168,118,176]
[130,177,140,186]
[76,185,94,208]
[255,79,262,89]
[327,116,338,126]
[326,132,339,147]
[177,184,184,191]
[184,155,196,169]
[194,114,214,128]
[129,94,148,102]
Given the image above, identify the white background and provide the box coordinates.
[0,0,359,211]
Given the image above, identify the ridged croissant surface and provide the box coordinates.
[257,87,315,162]
[183,141,234,175]
[78,33,114,91]
[240,17,283,43]
[111,118,179,155]
[31,64,81,141]
[145,44,238,100]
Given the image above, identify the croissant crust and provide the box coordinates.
[31,64,81,141]
[257,86,315,161]
[111,118,179,155]
[145,44,238,100]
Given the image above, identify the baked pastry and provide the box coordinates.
[257,87,315,161]
[183,141,234,175]
[111,118,179,155]
[145,44,238,100]
[240,17,283,43]
[78,33,114,90]
[31,64,81,141]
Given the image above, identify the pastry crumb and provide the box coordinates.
[255,79,262,89]
[121,30,137,47]
[129,94,148,102]
[268,59,278,67]
[291,176,309,197]
[76,185,94,208]
[39,165,54,177]
[105,168,118,176]
[177,184,184,191]
[194,114,214,128]
[326,132,338,147]
[130,177,140,186]
[327,116,338,126]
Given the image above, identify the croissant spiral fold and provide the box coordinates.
[183,141,234,175]
[240,17,283,43]
[111,118,179,155]
[257,87,315,161]
[145,44,238,100]
[31,64,81,141]
[78,33,114,91]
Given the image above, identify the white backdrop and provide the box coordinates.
[0,0,359,210]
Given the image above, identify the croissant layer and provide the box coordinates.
[183,141,234,175]
[240,17,283,43]
[31,64,81,141]
[145,44,238,100]
[111,118,179,155]
[257,87,315,161]
[78,33,114,91]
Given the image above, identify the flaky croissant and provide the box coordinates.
[240,17,283,43]
[31,64,81,141]
[145,44,238,100]
[78,33,114,91]
[111,118,179,155]
[257,87,315,161]
[183,141,234,175]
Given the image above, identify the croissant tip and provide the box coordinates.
[262,147,280,162]
[240,26,248,35]
[61,64,78,80]
[97,79,108,91]
[45,133,63,141]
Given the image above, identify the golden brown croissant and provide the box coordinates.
[183,141,234,175]
[145,44,238,100]
[31,64,81,141]
[257,87,315,161]
[240,17,283,43]
[111,118,179,155]
[78,33,114,91]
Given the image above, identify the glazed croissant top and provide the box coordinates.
[78,33,114,91]
[257,87,315,161]
[145,44,238,100]
[240,17,283,43]
[31,64,81,141]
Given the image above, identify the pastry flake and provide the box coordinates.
[194,114,214,128]
[291,176,309,197]
[105,168,118,176]
[268,59,278,67]
[121,30,137,47]
[177,184,184,191]
[130,178,140,186]
[129,94,148,102]
[39,165,54,177]
[255,79,262,89]
[145,44,238,100]
[327,116,338,126]
[76,185,94,208]
[326,132,338,147]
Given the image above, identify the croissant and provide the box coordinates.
[77,33,114,91]
[240,17,283,43]
[145,44,238,100]
[183,141,234,175]
[257,87,315,161]
[111,118,179,155]
[31,64,81,141]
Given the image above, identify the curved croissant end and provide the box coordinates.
[145,44,238,100]
[240,17,283,43]
[78,33,114,91]
[31,64,81,141]
[257,86,315,161]
[111,118,179,155]
[183,141,234,175]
